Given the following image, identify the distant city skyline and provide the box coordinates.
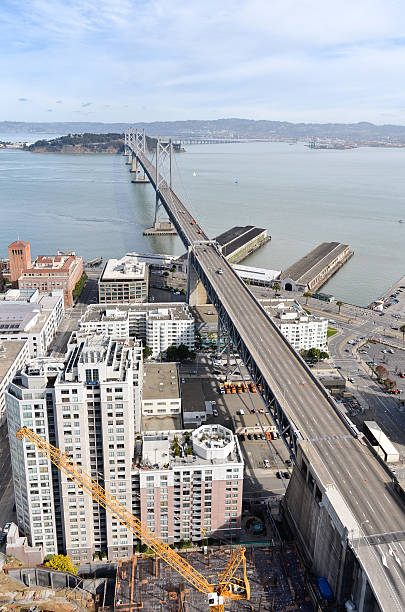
[1,0,405,124]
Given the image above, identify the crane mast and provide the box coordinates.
[16,427,250,611]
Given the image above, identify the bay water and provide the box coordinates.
[1,138,404,306]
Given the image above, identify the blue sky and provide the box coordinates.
[1,0,405,123]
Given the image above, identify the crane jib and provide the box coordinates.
[16,427,250,608]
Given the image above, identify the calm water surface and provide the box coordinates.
[1,139,404,306]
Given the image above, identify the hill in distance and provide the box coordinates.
[2,118,405,143]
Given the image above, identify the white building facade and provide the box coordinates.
[80,303,195,358]
[0,289,64,358]
[261,298,328,351]
[7,332,144,562]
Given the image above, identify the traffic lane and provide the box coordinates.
[199,247,348,438]
[312,437,405,533]
[198,249,405,529]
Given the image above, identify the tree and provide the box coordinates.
[319,351,329,360]
[375,365,388,380]
[307,347,321,361]
[45,554,77,575]
[304,290,312,304]
[336,300,344,313]
[384,378,396,390]
[166,345,178,361]
[177,343,191,362]
[400,324,405,344]
[143,345,152,360]
[273,282,280,296]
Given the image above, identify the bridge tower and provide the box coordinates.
[131,129,150,183]
[125,127,133,165]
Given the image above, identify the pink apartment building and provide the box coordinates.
[135,425,244,544]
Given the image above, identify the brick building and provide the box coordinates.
[18,253,83,308]
[8,241,31,285]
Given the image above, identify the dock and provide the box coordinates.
[280,241,353,292]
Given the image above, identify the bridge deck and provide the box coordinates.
[131,145,405,612]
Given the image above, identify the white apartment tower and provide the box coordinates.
[7,331,143,562]
[6,361,64,557]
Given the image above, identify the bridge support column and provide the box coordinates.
[126,152,132,165]
[131,154,150,183]
[187,252,209,306]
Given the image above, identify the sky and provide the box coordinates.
[1,0,405,124]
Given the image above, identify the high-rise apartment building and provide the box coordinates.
[7,331,143,562]
[134,425,244,544]
[80,303,195,358]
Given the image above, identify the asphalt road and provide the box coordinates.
[50,268,100,357]
[133,146,405,611]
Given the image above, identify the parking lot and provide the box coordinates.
[181,375,293,498]
[359,341,405,394]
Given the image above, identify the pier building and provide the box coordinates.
[280,242,353,292]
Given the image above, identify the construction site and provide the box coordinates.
[114,545,315,612]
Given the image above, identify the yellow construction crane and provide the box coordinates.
[16,427,250,611]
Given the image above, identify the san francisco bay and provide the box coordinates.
[1,139,404,306]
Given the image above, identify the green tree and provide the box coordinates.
[319,351,329,360]
[45,554,78,575]
[273,282,280,296]
[166,345,178,361]
[143,345,152,360]
[177,343,190,362]
[307,347,321,361]
[400,324,405,344]
[304,290,312,304]
[336,300,344,314]
[72,272,87,301]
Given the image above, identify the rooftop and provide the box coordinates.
[0,293,62,335]
[142,415,182,432]
[281,242,350,284]
[233,263,280,283]
[0,340,27,381]
[81,302,192,323]
[22,254,81,274]
[140,425,242,469]
[142,363,179,400]
[101,255,147,281]
[259,298,326,325]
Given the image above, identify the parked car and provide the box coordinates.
[283,472,291,479]
[263,459,270,468]
[212,408,218,416]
